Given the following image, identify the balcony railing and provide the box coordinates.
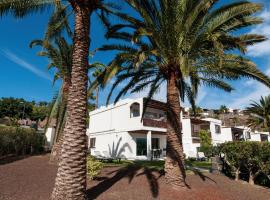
[143,118,167,128]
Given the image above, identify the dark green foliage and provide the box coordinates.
[199,130,212,158]
[0,98,33,119]
[30,104,49,122]
[0,97,49,122]
[220,141,270,187]
[0,126,45,156]
[219,105,228,114]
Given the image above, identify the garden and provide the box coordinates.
[0,125,45,163]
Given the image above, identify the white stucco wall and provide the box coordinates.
[45,127,55,149]
[90,131,166,160]
[182,118,200,158]
[250,133,261,141]
[89,98,166,134]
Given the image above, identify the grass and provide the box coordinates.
[102,159,211,171]
[185,160,212,169]
[102,159,133,167]
[134,160,164,170]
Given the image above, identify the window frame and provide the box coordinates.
[90,137,96,148]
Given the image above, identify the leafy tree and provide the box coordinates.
[199,130,212,159]
[0,1,119,199]
[259,142,270,182]
[221,142,245,181]
[221,142,270,185]
[0,98,33,120]
[95,0,270,187]
[246,95,270,133]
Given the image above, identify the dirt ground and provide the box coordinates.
[0,154,269,200]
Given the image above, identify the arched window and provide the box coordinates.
[130,102,140,118]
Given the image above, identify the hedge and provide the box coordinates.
[0,126,45,157]
[220,141,270,187]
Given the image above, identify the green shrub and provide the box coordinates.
[220,141,270,187]
[87,156,104,180]
[0,126,45,156]
[199,130,212,158]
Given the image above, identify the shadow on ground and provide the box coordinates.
[0,155,31,165]
[86,165,163,199]
[86,164,216,200]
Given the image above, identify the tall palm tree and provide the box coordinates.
[30,37,72,162]
[94,0,270,187]
[246,95,270,133]
[0,1,118,199]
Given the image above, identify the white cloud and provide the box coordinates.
[228,83,269,108]
[247,9,270,57]
[1,49,51,81]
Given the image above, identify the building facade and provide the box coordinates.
[87,98,269,160]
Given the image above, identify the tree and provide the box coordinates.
[30,103,48,128]
[221,142,245,181]
[0,98,33,120]
[219,105,228,114]
[246,95,270,133]
[0,1,118,199]
[30,36,73,161]
[95,0,270,188]
[199,130,212,159]
[190,106,204,117]
[221,141,270,185]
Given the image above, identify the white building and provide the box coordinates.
[87,98,237,160]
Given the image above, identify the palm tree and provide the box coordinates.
[89,62,106,109]
[0,1,118,199]
[246,95,270,133]
[30,37,72,162]
[219,105,229,114]
[95,0,270,188]
[30,37,106,162]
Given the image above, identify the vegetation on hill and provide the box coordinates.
[0,126,45,157]
[0,97,49,127]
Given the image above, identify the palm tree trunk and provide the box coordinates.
[51,3,91,199]
[164,68,186,188]
[50,80,70,163]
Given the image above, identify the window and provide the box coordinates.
[151,138,160,149]
[90,138,96,148]
[246,132,251,139]
[136,138,147,156]
[215,125,221,134]
[191,124,198,137]
[130,103,140,118]
[261,134,268,142]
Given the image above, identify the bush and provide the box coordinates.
[220,141,270,187]
[0,126,45,156]
[87,156,104,180]
[199,130,213,158]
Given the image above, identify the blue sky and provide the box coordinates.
[0,0,270,109]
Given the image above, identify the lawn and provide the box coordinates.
[102,159,211,171]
